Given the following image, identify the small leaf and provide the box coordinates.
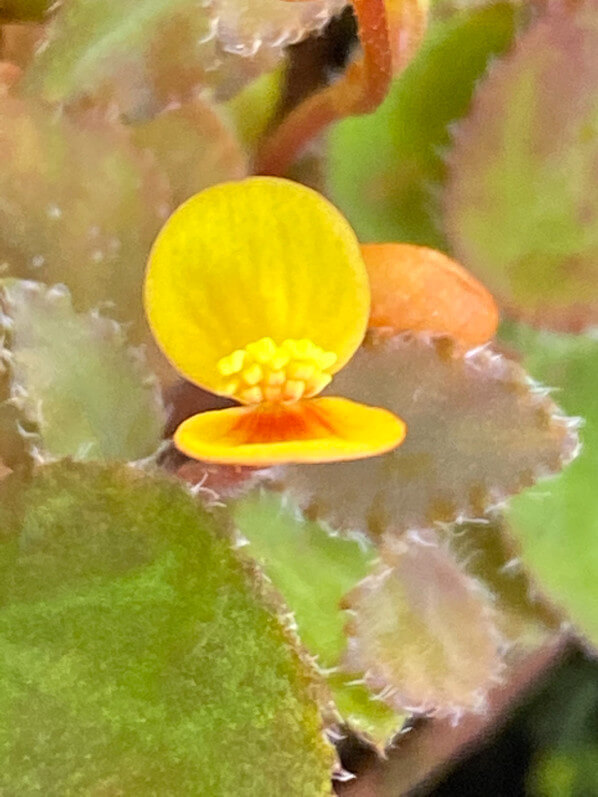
[0,97,169,342]
[277,332,578,537]
[131,100,248,207]
[326,3,517,245]
[226,68,284,149]
[23,0,212,104]
[505,325,598,648]
[444,3,598,331]
[23,0,345,107]
[234,491,404,745]
[343,531,503,716]
[443,518,559,647]
[1,280,166,462]
[0,462,334,795]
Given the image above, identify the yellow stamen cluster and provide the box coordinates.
[217,337,337,404]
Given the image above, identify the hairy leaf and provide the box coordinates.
[1,281,165,462]
[277,332,578,537]
[326,4,517,245]
[506,325,598,648]
[443,518,559,647]
[212,0,347,54]
[23,0,345,107]
[444,3,598,331]
[0,463,334,795]
[343,532,503,716]
[0,97,169,342]
[234,492,403,745]
[131,100,247,207]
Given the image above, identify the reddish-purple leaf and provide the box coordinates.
[444,2,598,331]
[276,332,578,537]
[342,531,504,716]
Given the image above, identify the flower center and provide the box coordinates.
[217,337,337,404]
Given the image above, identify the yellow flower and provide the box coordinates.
[144,177,406,466]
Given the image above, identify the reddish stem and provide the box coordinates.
[254,0,392,176]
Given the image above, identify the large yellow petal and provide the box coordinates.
[145,178,370,394]
[174,397,406,466]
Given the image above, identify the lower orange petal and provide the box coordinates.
[362,243,499,346]
[174,397,406,466]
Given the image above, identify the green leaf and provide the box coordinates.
[211,0,346,53]
[343,533,503,717]
[0,97,169,343]
[278,332,577,537]
[225,67,284,149]
[234,494,552,731]
[23,0,212,104]
[23,0,344,107]
[505,325,598,646]
[0,462,334,795]
[526,656,598,795]
[444,3,598,331]
[531,749,598,797]
[326,3,517,245]
[234,491,403,745]
[1,280,165,462]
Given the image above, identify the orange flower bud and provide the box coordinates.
[362,243,499,346]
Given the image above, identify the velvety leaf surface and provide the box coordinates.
[23,0,345,106]
[443,518,559,646]
[277,332,578,537]
[505,325,598,647]
[444,3,598,331]
[22,0,212,104]
[213,0,347,54]
[131,100,248,207]
[142,7,280,109]
[234,492,403,745]
[0,97,169,341]
[326,4,517,245]
[0,463,333,795]
[1,281,166,462]
[343,532,503,716]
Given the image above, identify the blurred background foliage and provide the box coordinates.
[0,0,597,794]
